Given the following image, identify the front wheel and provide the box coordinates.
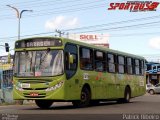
[72,87,91,108]
[35,100,53,109]
[149,89,155,95]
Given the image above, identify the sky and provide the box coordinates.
[0,0,160,61]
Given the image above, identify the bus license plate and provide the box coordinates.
[21,83,30,88]
[30,93,39,96]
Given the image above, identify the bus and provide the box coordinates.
[13,37,146,109]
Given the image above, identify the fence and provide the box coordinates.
[0,63,14,104]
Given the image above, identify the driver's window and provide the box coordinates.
[65,44,78,79]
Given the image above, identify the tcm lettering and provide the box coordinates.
[108,1,159,12]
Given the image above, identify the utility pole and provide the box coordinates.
[55,29,64,37]
[7,5,32,40]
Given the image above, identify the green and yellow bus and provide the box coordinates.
[13,37,146,108]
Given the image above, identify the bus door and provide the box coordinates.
[64,44,79,99]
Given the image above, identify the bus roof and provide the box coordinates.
[61,37,144,60]
[15,36,144,60]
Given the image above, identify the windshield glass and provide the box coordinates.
[14,50,64,77]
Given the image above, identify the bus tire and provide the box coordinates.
[35,100,53,109]
[90,100,100,106]
[117,98,124,104]
[149,89,154,95]
[72,87,91,108]
[123,87,131,103]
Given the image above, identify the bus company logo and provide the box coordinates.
[108,1,160,12]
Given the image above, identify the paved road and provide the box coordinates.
[0,94,160,120]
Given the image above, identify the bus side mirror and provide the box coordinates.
[69,54,74,64]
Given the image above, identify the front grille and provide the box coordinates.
[17,79,51,91]
[18,79,52,84]
[23,88,47,90]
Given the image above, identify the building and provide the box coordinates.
[68,33,109,48]
[146,62,160,85]
[0,55,14,103]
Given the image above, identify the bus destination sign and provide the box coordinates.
[15,38,62,48]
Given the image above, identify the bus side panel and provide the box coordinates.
[130,75,146,97]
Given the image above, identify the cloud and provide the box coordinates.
[45,15,78,31]
[149,37,160,49]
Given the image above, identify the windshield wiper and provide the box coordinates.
[25,51,32,64]
[39,48,51,65]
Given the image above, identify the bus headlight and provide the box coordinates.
[15,86,24,91]
[45,81,64,92]
[15,82,24,91]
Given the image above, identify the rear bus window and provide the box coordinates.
[140,60,145,75]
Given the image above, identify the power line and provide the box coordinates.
[0,31,56,41]
[67,20,160,34]
[36,0,104,11]
[1,0,128,19]
[18,0,104,10]
[1,29,160,41]
[109,32,160,37]
[1,4,106,20]
[1,20,160,40]
[0,0,104,19]
[62,15,160,32]
[0,0,84,11]
[1,11,160,40]
[1,0,160,21]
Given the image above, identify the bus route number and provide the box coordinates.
[83,73,89,80]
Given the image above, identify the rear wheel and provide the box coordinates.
[149,89,154,95]
[123,87,131,103]
[35,100,53,109]
[72,87,91,108]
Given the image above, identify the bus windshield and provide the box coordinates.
[14,50,64,77]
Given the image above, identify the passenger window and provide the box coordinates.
[95,51,106,71]
[127,57,133,74]
[107,53,116,73]
[80,47,93,70]
[140,60,144,75]
[118,56,125,74]
[135,59,140,75]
